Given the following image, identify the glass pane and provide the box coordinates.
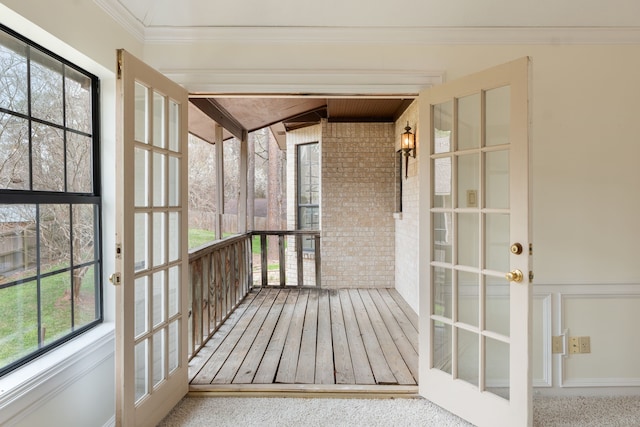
[298,143,319,205]
[457,328,479,387]
[457,213,479,268]
[0,281,38,366]
[457,93,481,150]
[30,48,63,125]
[486,276,510,336]
[486,86,510,147]
[134,82,148,144]
[168,155,180,207]
[134,148,149,207]
[433,101,453,154]
[153,212,166,267]
[41,271,72,344]
[40,204,70,270]
[486,337,510,400]
[432,321,451,374]
[134,339,148,402]
[485,150,509,209]
[72,204,96,264]
[168,320,179,373]
[458,271,479,327]
[65,67,93,134]
[135,213,148,272]
[32,123,64,192]
[433,266,452,318]
[0,205,36,285]
[134,276,148,338]
[153,270,165,327]
[152,329,165,388]
[485,213,510,272]
[433,157,452,208]
[73,265,97,327]
[168,212,180,263]
[66,133,93,193]
[153,91,165,148]
[457,153,480,209]
[153,152,166,207]
[168,100,180,152]
[0,114,29,189]
[168,266,180,318]
[433,212,452,263]
[0,31,28,115]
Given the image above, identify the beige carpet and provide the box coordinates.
[158,395,640,427]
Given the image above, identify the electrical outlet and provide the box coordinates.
[579,336,591,353]
[552,336,563,353]
[568,336,591,354]
[569,337,580,354]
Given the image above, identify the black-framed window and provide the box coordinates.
[0,25,102,377]
[297,142,319,251]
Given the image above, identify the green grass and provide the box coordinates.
[188,228,216,249]
[0,266,97,367]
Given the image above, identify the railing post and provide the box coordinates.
[314,234,321,288]
[260,234,268,286]
[296,235,304,287]
[278,235,286,287]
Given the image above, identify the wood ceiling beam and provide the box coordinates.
[190,98,246,140]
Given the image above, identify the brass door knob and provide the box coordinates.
[505,269,524,283]
[510,243,523,255]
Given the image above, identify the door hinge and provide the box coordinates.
[529,271,534,282]
[529,243,533,256]
[115,243,122,259]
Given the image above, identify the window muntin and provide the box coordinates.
[0,25,101,377]
[297,142,319,251]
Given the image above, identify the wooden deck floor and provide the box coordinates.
[189,287,418,392]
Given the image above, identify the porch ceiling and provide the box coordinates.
[188,96,415,147]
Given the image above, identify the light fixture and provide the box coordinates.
[401,121,416,179]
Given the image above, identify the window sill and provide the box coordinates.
[0,323,115,425]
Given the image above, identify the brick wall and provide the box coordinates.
[394,101,420,311]
[321,120,396,288]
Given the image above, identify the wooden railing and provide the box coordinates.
[187,230,321,359]
[252,230,321,288]
[188,233,252,359]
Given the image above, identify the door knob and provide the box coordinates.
[505,269,524,283]
[109,272,121,286]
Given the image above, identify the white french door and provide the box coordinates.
[419,58,532,427]
[114,49,189,427]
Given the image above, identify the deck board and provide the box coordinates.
[189,287,419,388]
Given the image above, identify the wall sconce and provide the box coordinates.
[401,122,416,179]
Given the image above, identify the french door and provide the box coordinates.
[114,49,189,427]
[419,57,532,427]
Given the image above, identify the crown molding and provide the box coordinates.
[143,26,640,45]
[93,0,145,43]
[161,68,443,95]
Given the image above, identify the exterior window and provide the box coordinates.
[297,142,319,251]
[0,25,102,376]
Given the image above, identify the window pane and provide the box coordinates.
[153,152,166,207]
[0,281,38,367]
[153,212,166,267]
[0,31,28,115]
[457,93,481,151]
[41,271,72,344]
[168,320,179,373]
[40,204,71,271]
[73,264,98,327]
[153,92,166,148]
[153,270,165,327]
[135,82,148,144]
[168,155,180,207]
[433,320,451,374]
[72,204,96,264]
[168,100,180,152]
[433,101,453,154]
[135,148,149,207]
[0,205,36,285]
[168,266,179,318]
[152,329,165,388]
[30,48,64,126]
[66,132,93,193]
[65,66,93,134]
[32,123,65,192]
[134,340,148,402]
[168,212,180,262]
[135,213,148,272]
[134,276,148,338]
[0,114,29,190]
